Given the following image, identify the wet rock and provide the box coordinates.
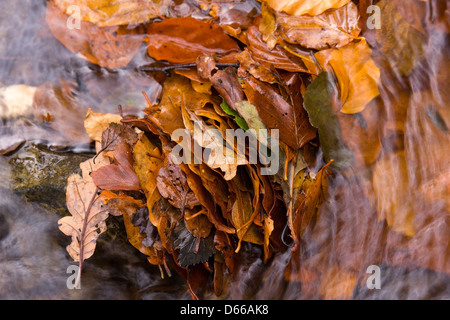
[8,143,92,215]
[0,187,186,299]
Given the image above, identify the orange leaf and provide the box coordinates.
[146,17,240,64]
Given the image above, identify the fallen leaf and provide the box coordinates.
[32,82,90,145]
[230,177,264,251]
[315,38,380,114]
[372,151,415,237]
[46,1,145,68]
[58,153,112,284]
[92,141,142,191]
[276,1,360,50]
[303,71,354,170]
[146,17,240,64]
[173,220,216,268]
[156,153,201,209]
[242,74,316,151]
[52,0,163,27]
[245,24,308,73]
[264,0,351,17]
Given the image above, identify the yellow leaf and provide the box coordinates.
[83,108,122,142]
[315,39,380,114]
[264,0,351,17]
[52,0,164,27]
[132,134,164,226]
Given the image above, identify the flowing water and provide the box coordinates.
[0,0,449,299]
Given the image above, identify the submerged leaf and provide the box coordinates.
[303,72,353,170]
[315,39,380,114]
[173,221,216,268]
[46,1,145,68]
[265,0,351,16]
[146,17,240,64]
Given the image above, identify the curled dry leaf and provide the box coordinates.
[59,174,107,262]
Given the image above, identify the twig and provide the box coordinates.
[137,62,240,76]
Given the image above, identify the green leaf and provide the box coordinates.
[220,98,249,131]
[303,72,353,170]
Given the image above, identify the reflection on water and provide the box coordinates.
[0,0,449,299]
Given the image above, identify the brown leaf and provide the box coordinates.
[372,151,415,237]
[230,177,264,251]
[209,67,245,112]
[315,38,380,114]
[146,75,220,136]
[146,17,240,64]
[92,141,141,191]
[242,74,316,150]
[156,153,201,210]
[46,1,145,68]
[291,160,332,247]
[58,153,112,283]
[276,1,360,50]
[52,0,163,27]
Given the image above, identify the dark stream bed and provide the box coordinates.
[0,0,449,300]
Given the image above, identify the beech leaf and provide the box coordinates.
[303,72,354,170]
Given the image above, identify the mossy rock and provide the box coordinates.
[9,143,93,215]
